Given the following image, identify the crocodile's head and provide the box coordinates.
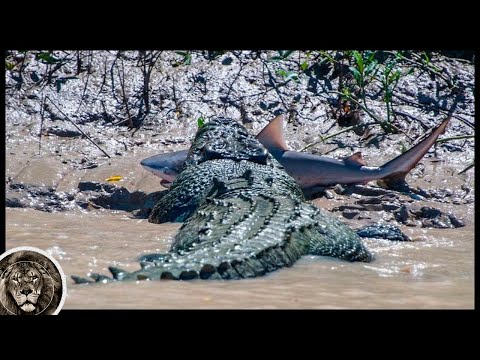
[184,118,271,167]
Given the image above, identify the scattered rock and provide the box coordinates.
[394,205,410,223]
[393,205,465,228]
[356,224,411,241]
[342,210,360,219]
[45,126,83,138]
[77,181,168,215]
[6,183,76,212]
[324,190,335,199]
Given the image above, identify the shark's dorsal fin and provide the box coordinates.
[344,152,366,167]
[256,115,289,152]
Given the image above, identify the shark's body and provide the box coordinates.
[141,116,450,191]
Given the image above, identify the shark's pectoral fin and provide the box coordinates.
[344,151,367,166]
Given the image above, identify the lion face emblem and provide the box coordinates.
[0,250,63,315]
[7,262,46,313]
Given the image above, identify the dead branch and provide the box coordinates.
[44,96,111,158]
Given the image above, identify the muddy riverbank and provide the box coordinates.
[4,51,474,309]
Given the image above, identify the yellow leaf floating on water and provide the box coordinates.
[106,175,123,182]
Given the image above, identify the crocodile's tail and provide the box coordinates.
[71,204,372,283]
[73,187,308,283]
[71,221,371,284]
[72,223,306,283]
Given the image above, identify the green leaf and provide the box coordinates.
[393,69,401,81]
[174,51,191,66]
[349,66,362,85]
[385,59,395,74]
[270,50,294,62]
[352,51,364,73]
[277,69,287,77]
[5,61,15,70]
[341,87,351,98]
[388,69,401,84]
[423,52,430,64]
[300,61,308,71]
[269,56,283,62]
[36,51,60,64]
[183,53,192,65]
[365,50,377,64]
[364,60,378,77]
[395,51,404,60]
[197,117,205,129]
[284,71,298,81]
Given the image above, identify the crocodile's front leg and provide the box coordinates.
[301,206,374,262]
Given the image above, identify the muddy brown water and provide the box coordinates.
[5,196,474,309]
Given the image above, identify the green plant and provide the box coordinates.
[348,50,379,104]
[269,50,294,62]
[420,51,442,72]
[276,69,299,82]
[5,61,15,70]
[197,116,205,129]
[380,53,414,124]
[173,51,192,67]
[35,51,61,64]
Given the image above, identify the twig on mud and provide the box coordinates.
[393,109,430,130]
[458,161,474,174]
[223,63,244,109]
[44,96,111,158]
[118,58,133,128]
[300,96,442,152]
[260,57,290,112]
[436,134,475,144]
[38,95,45,155]
[387,51,456,89]
[172,75,182,115]
[301,122,376,152]
[393,94,474,129]
[110,54,119,102]
[74,51,93,114]
[139,50,162,117]
[115,139,128,151]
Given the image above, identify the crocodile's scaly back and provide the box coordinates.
[72,118,373,284]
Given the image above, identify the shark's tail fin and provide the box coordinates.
[379,117,450,187]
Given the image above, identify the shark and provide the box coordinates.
[141,115,450,191]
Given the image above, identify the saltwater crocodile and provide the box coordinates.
[72,118,373,283]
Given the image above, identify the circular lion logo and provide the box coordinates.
[0,247,67,315]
